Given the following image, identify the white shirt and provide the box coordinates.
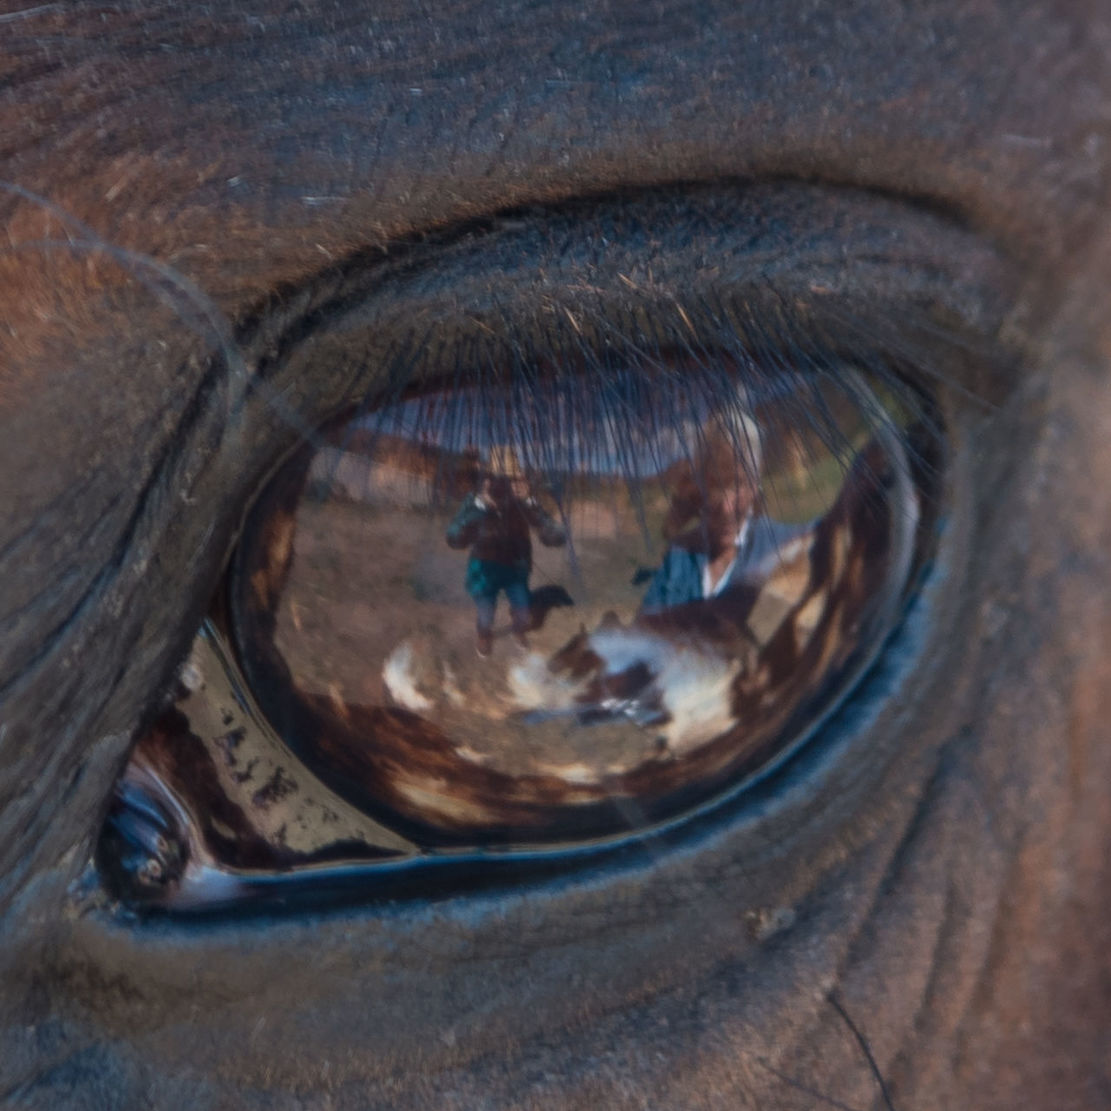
[701,515,753,599]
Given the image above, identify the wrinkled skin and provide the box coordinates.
[2,1,1111,1108]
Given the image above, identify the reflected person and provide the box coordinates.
[446,473,567,656]
[641,433,808,614]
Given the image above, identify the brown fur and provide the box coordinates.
[1,2,1111,1108]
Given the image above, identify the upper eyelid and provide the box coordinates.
[232,181,1018,434]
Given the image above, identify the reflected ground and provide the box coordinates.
[260,377,873,785]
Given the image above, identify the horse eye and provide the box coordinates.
[97,357,938,913]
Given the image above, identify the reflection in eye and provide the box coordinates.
[98,357,939,912]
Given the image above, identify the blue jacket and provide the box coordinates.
[640,516,810,613]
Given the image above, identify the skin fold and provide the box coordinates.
[1,0,1110,1107]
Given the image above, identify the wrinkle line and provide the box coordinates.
[828,991,898,1111]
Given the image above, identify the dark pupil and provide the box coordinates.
[98,364,935,912]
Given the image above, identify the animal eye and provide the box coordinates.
[98,350,939,913]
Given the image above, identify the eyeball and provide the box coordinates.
[98,359,938,912]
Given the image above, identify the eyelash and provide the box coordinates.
[264,290,943,506]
